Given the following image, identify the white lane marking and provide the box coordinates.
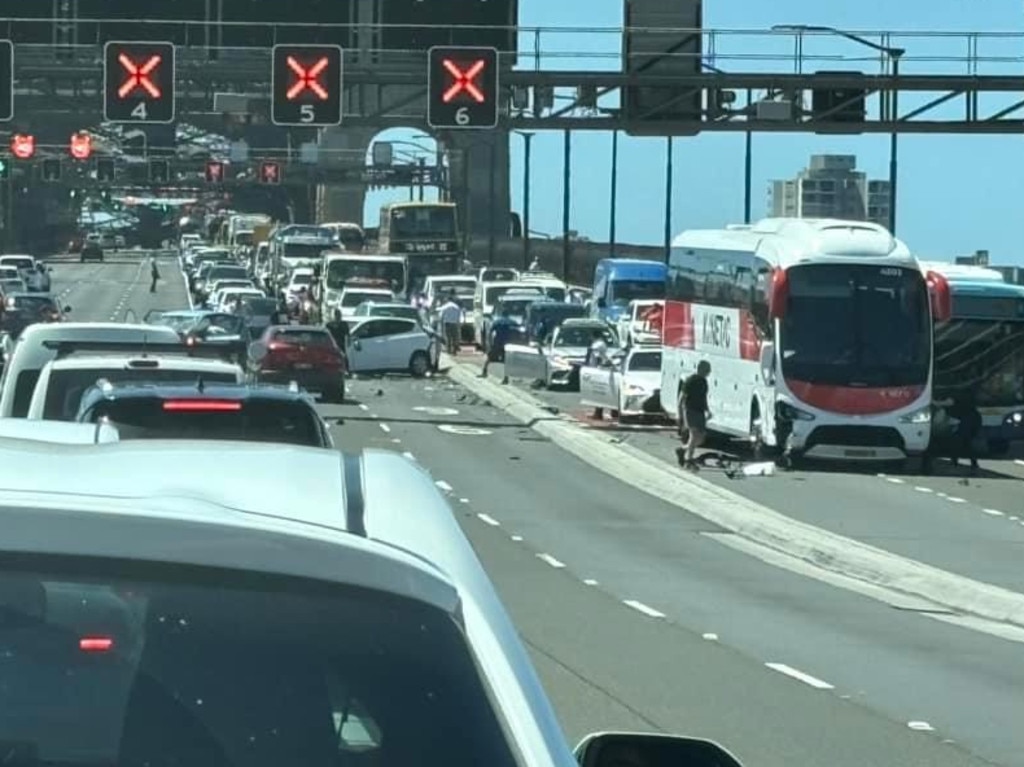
[459,497,469,503]
[702,633,719,641]
[982,508,1005,516]
[435,479,453,492]
[1011,516,1020,522]
[885,477,905,484]
[623,600,665,618]
[378,423,391,433]
[765,663,834,690]
[1015,459,1024,467]
[413,406,460,416]
[536,553,566,569]
[358,404,369,411]
[401,451,415,460]
[914,486,933,493]
[437,423,493,436]
[947,496,966,503]
[583,578,599,586]
[511,535,523,542]
[907,721,935,732]
[391,438,401,444]
[476,513,500,526]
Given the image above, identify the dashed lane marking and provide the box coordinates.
[623,600,665,619]
[947,496,966,503]
[511,535,523,542]
[437,424,493,436]
[583,578,599,586]
[476,513,500,526]
[358,404,369,411]
[401,451,415,460]
[907,721,935,732]
[914,486,933,493]
[765,663,834,690]
[536,553,566,569]
[983,508,1005,516]
[413,406,460,416]
[435,480,453,492]
[379,423,391,433]
[703,633,719,641]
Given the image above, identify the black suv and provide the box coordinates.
[74,381,334,448]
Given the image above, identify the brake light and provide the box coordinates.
[926,270,952,322]
[768,268,789,320]
[162,400,242,412]
[79,636,114,652]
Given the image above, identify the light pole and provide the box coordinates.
[772,24,905,234]
[562,130,572,281]
[663,136,673,261]
[609,129,619,255]
[515,131,535,269]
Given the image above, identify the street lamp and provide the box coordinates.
[771,24,905,234]
[515,131,535,268]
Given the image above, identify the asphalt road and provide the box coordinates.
[460,350,1024,594]
[48,258,1024,767]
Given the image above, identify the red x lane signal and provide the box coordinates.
[69,132,93,160]
[118,54,161,99]
[427,46,500,129]
[286,57,329,101]
[10,133,34,160]
[271,45,343,127]
[205,161,224,183]
[103,41,176,124]
[442,59,486,104]
[259,162,281,185]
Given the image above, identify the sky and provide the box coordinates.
[363,1,1024,264]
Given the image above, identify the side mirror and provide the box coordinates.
[596,297,607,310]
[574,732,744,767]
[759,341,775,384]
[353,340,362,351]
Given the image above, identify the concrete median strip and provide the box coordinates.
[441,354,1024,630]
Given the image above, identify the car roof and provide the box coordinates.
[79,381,315,406]
[43,354,242,372]
[344,287,393,293]
[362,301,415,309]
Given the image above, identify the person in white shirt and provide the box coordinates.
[437,293,463,355]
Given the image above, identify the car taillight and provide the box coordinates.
[162,400,242,412]
[79,636,114,652]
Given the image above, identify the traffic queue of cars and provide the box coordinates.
[0,249,745,767]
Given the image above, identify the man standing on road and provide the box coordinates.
[676,359,712,471]
[481,304,516,380]
[149,258,160,294]
[437,293,463,355]
[325,308,349,351]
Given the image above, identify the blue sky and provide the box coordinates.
[364,1,1024,264]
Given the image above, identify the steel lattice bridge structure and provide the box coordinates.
[2,21,1024,136]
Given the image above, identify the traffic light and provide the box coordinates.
[427,46,500,129]
[0,39,12,122]
[10,133,34,159]
[205,161,225,183]
[0,158,8,179]
[69,132,92,160]
[96,158,116,182]
[103,41,176,124]
[271,45,343,126]
[41,158,61,182]
[149,159,170,183]
[259,161,281,185]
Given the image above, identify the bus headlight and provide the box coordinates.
[1003,411,1024,427]
[777,401,815,422]
[898,406,931,424]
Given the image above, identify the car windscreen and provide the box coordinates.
[271,330,334,347]
[290,273,313,286]
[8,296,55,314]
[45,368,240,421]
[241,298,278,316]
[0,563,519,767]
[628,352,662,371]
[208,267,248,282]
[81,398,323,446]
[1,257,33,270]
[369,306,420,321]
[554,326,615,347]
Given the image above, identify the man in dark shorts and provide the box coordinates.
[481,305,516,380]
[676,359,712,471]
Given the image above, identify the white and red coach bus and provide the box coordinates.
[661,218,950,463]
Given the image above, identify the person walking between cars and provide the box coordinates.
[438,293,462,355]
[326,308,349,351]
[149,258,160,293]
[481,304,516,380]
[676,360,712,471]
[948,386,982,474]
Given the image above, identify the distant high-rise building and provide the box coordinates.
[768,154,891,229]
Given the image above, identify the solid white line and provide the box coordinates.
[401,451,415,460]
[765,663,834,690]
[914,486,933,493]
[536,553,566,569]
[379,423,391,433]
[358,404,369,411]
[435,479,453,492]
[476,513,500,526]
[623,600,665,618]
[982,508,1005,516]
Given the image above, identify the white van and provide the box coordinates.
[27,354,245,421]
[0,419,120,444]
[472,281,543,348]
[0,323,181,418]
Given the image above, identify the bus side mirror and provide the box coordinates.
[759,342,775,384]
[596,297,607,310]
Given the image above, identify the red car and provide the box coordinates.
[248,325,347,403]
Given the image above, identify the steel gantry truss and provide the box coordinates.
[5,23,1024,134]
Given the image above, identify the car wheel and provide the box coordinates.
[323,380,346,404]
[409,350,430,378]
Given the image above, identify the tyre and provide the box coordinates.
[322,380,346,404]
[409,350,430,378]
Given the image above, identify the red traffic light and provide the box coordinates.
[441,58,486,104]
[259,162,281,184]
[69,132,93,160]
[10,134,34,159]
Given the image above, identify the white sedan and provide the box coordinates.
[579,347,663,421]
[346,316,438,377]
